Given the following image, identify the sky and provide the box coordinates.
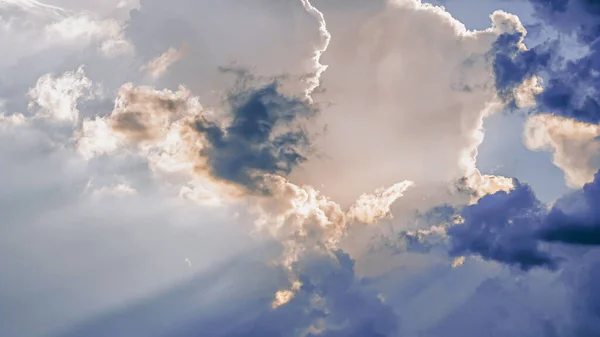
[1,0,600,336]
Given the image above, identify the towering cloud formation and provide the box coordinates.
[292,3,520,206]
[11,0,600,336]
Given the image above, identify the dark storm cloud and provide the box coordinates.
[194,81,315,193]
[492,0,600,122]
[447,169,600,271]
[537,170,600,245]
[448,183,558,270]
[492,31,552,103]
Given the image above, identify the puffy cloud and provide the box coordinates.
[193,82,316,193]
[292,2,521,207]
[444,169,600,335]
[8,0,599,336]
[73,71,416,318]
[255,175,413,269]
[78,78,316,194]
[524,114,600,188]
[476,11,600,334]
[448,168,600,272]
[77,82,200,157]
[491,29,552,105]
[448,183,558,270]
[538,170,600,246]
[28,66,93,123]
[348,181,415,224]
[492,0,600,124]
[512,75,544,108]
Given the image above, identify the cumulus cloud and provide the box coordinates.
[524,114,600,188]
[443,169,600,335]
[448,183,557,270]
[73,67,415,317]
[193,82,317,193]
[28,66,93,123]
[8,0,600,336]
[448,168,600,270]
[291,3,521,208]
[77,77,316,194]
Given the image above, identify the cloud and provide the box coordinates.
[538,170,600,246]
[28,66,93,123]
[140,47,185,80]
[425,271,570,337]
[448,183,558,270]
[491,28,552,105]
[9,0,600,336]
[0,107,256,337]
[524,114,600,188]
[492,0,600,123]
[78,75,316,194]
[123,0,320,99]
[448,167,600,272]
[254,175,413,274]
[0,1,132,67]
[71,64,416,320]
[299,0,331,102]
[193,81,316,193]
[291,3,521,207]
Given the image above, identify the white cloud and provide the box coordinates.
[140,47,185,80]
[299,0,331,102]
[513,76,544,108]
[291,3,521,207]
[0,2,133,67]
[0,0,575,336]
[76,80,415,273]
[28,66,93,123]
[524,114,600,187]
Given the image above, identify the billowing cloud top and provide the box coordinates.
[2,0,600,336]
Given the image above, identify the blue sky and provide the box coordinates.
[434,0,571,203]
[1,0,600,336]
